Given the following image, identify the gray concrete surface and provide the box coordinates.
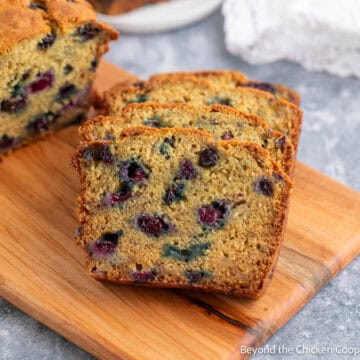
[1,10,359,360]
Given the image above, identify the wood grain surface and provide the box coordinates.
[0,62,359,360]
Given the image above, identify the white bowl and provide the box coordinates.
[97,0,223,34]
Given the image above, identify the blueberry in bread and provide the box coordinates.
[88,0,169,15]
[80,103,295,175]
[102,77,303,151]
[73,126,293,298]
[0,0,118,155]
[150,70,301,106]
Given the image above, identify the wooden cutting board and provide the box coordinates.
[0,62,359,360]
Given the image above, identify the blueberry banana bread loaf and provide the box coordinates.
[73,126,293,298]
[150,70,301,106]
[102,78,303,151]
[80,103,295,175]
[0,0,118,155]
[88,0,169,15]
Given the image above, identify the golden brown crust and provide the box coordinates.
[149,70,301,106]
[88,0,169,15]
[0,0,118,54]
[275,84,301,106]
[0,6,50,54]
[89,270,261,299]
[271,130,295,175]
[278,98,303,153]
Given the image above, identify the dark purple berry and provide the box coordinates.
[64,65,74,75]
[164,136,175,147]
[135,214,173,237]
[198,147,218,168]
[0,135,16,150]
[175,159,198,180]
[119,159,149,184]
[144,116,163,128]
[131,269,157,282]
[56,83,77,102]
[75,226,83,239]
[26,112,57,133]
[75,23,101,41]
[58,86,90,113]
[88,230,123,259]
[132,81,145,90]
[275,135,286,149]
[90,57,99,72]
[208,96,233,106]
[262,138,269,148]
[29,2,47,11]
[184,270,211,284]
[240,82,276,95]
[221,130,234,140]
[1,95,27,113]
[198,200,230,229]
[164,182,185,205]
[21,70,31,82]
[159,136,176,158]
[82,143,114,164]
[37,32,56,50]
[254,176,274,196]
[29,71,54,94]
[103,183,132,207]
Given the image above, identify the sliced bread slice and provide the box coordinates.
[102,77,303,150]
[80,103,295,174]
[150,70,301,105]
[73,126,293,298]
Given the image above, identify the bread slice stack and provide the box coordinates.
[73,70,303,298]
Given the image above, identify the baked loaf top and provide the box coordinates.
[150,70,301,106]
[73,126,292,297]
[102,77,303,150]
[80,103,295,174]
[0,0,118,54]
[88,0,169,15]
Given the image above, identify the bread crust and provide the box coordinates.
[149,70,301,106]
[88,0,169,15]
[0,0,118,55]
[74,126,293,298]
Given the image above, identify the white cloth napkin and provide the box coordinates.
[222,0,360,77]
